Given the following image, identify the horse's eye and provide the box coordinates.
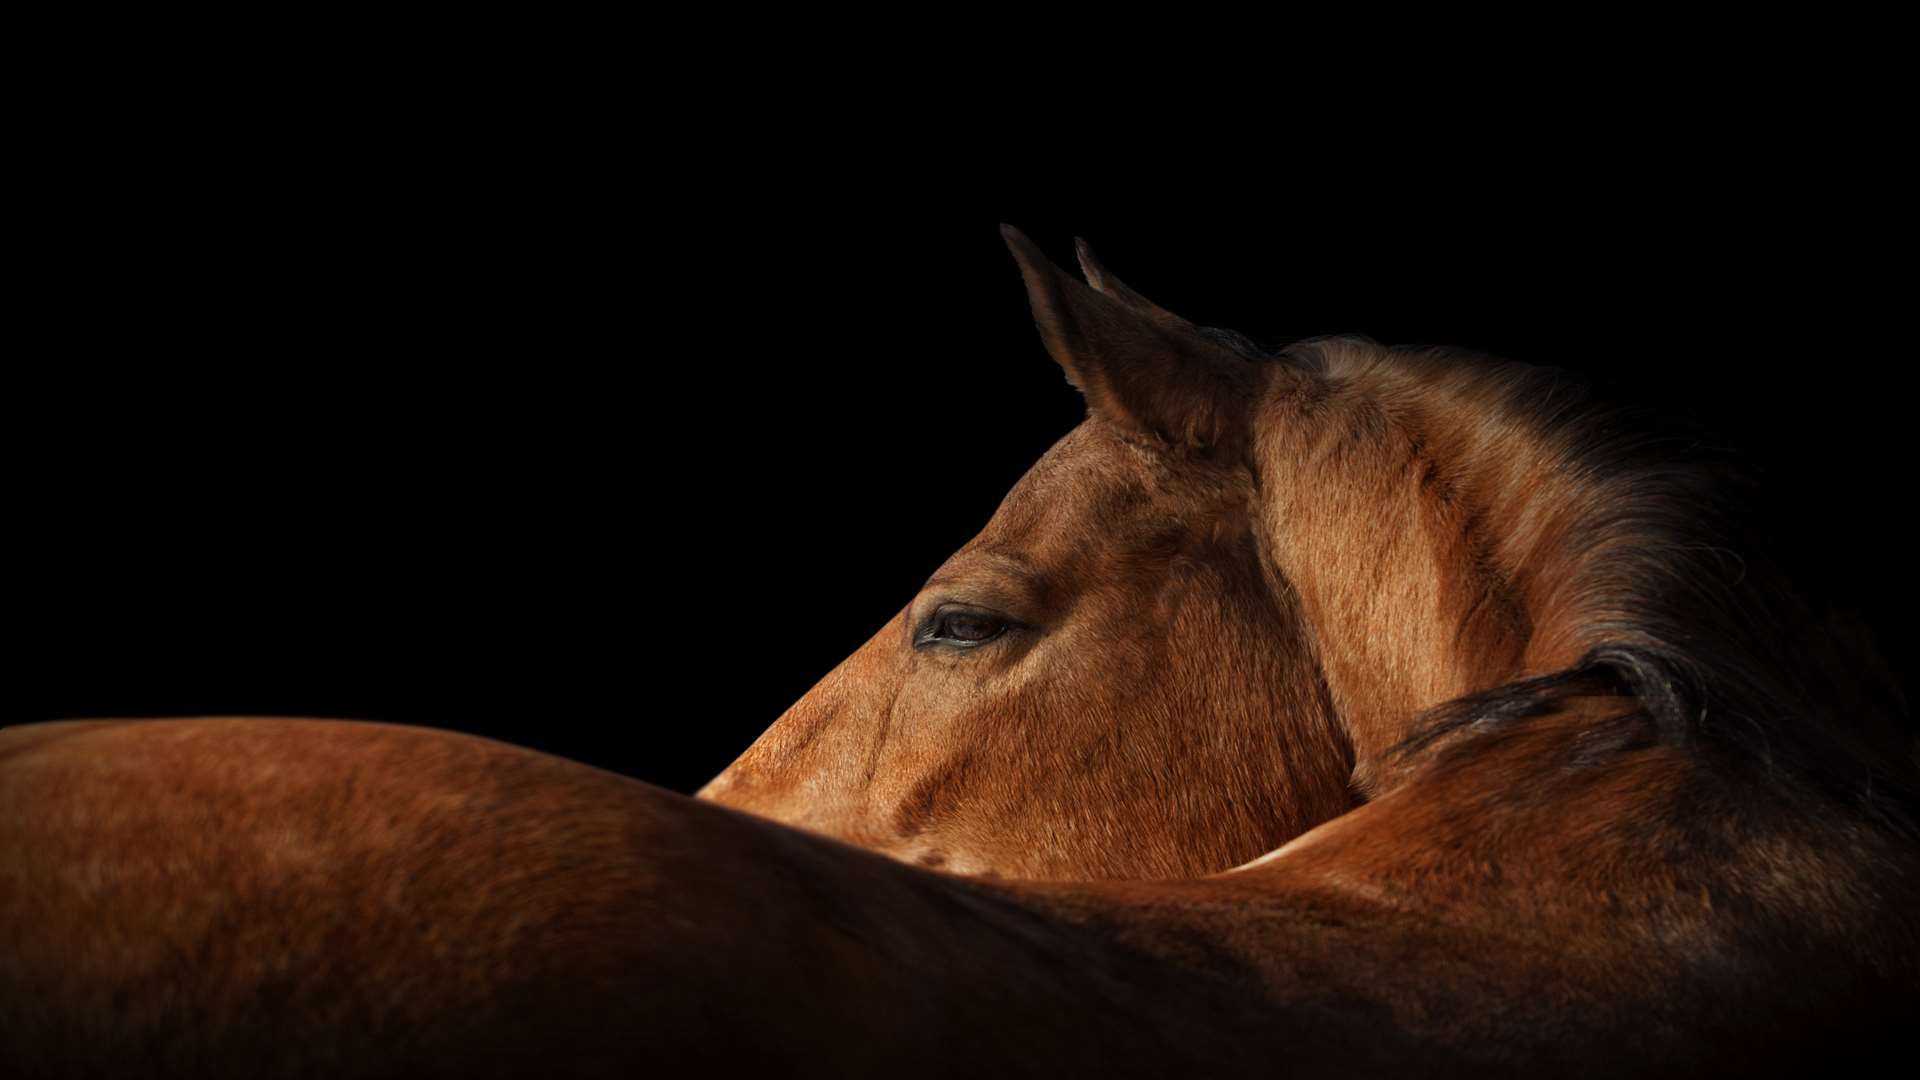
[937,613,1004,643]
[924,611,1008,647]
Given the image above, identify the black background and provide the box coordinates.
[17,84,1912,795]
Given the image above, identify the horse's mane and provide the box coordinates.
[1223,330,1916,829]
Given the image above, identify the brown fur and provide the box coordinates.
[3,227,1914,1075]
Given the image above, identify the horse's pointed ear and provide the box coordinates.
[1001,224,1257,456]
[1073,236,1186,327]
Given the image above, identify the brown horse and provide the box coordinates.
[3,227,1914,1076]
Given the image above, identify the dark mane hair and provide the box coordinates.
[1259,334,1918,829]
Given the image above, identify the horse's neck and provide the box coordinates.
[1251,346,1914,805]
[1248,355,1593,787]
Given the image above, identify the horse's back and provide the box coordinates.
[0,719,1194,1077]
[5,718,1916,1077]
[0,718,718,1077]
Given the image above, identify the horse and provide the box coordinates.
[2,225,1914,1076]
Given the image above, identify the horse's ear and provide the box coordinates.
[1001,224,1257,456]
[1072,236,1186,327]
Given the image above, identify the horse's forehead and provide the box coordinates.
[1000,424,1143,508]
[981,423,1215,545]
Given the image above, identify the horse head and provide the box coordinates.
[701,226,1913,884]
[700,228,1353,878]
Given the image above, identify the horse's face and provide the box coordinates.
[698,230,1357,880]
[699,416,1352,878]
